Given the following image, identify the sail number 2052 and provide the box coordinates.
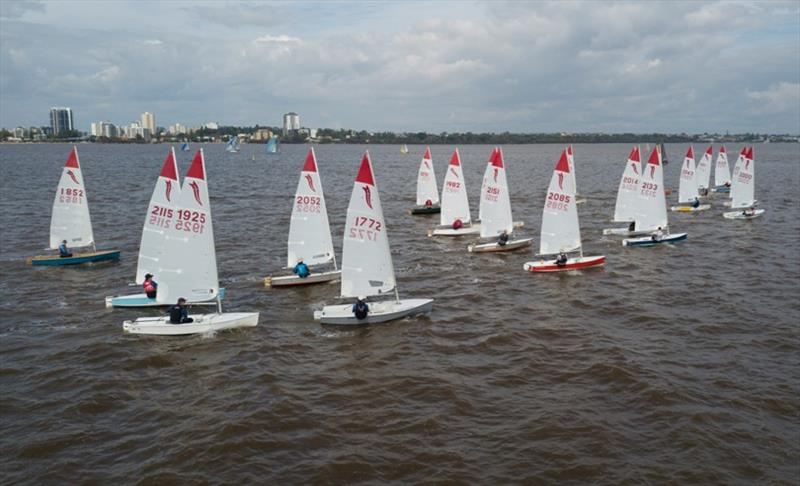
[295,195,321,213]
[349,216,382,241]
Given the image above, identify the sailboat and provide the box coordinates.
[265,148,341,286]
[428,149,480,236]
[603,146,652,236]
[468,147,532,252]
[409,147,441,215]
[314,152,433,324]
[123,149,259,335]
[711,145,732,193]
[670,146,710,212]
[723,147,764,219]
[265,136,278,154]
[226,135,240,153]
[694,145,713,194]
[622,146,687,247]
[29,147,121,265]
[524,148,604,271]
[566,145,586,205]
[400,144,409,155]
[180,142,190,152]
[106,148,226,307]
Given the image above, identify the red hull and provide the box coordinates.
[524,255,605,273]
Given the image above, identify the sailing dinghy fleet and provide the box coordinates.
[32,142,766,334]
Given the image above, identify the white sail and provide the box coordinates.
[136,148,181,284]
[714,145,731,187]
[540,149,581,255]
[415,147,439,206]
[695,146,712,190]
[479,147,513,238]
[50,146,94,249]
[156,149,219,305]
[613,146,642,222]
[440,149,472,226]
[341,152,396,299]
[730,147,756,208]
[566,145,578,194]
[287,147,335,268]
[677,146,698,203]
[633,146,669,232]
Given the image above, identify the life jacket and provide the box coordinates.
[354,303,368,320]
[143,279,156,293]
[169,305,183,324]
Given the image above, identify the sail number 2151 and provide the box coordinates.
[349,216,382,241]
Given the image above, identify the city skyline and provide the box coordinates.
[1,1,799,134]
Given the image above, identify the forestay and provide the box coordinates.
[479,147,513,238]
[287,147,335,267]
[340,152,396,299]
[633,146,668,232]
[695,146,712,190]
[440,149,472,226]
[415,147,440,206]
[50,146,94,250]
[613,146,642,222]
[136,148,180,284]
[540,150,581,255]
[155,149,219,305]
[677,146,698,203]
[730,147,756,209]
[714,145,731,187]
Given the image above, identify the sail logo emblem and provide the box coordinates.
[165,180,173,202]
[305,174,317,192]
[650,165,656,179]
[190,181,203,206]
[450,167,458,178]
[362,185,373,209]
[557,172,564,190]
[424,161,431,170]
[66,170,80,185]
[745,159,750,170]
[631,163,639,175]
[493,168,499,183]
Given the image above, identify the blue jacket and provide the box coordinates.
[294,262,310,278]
[58,243,70,256]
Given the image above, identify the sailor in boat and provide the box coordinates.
[724,181,731,188]
[628,221,636,232]
[555,252,568,266]
[293,259,310,279]
[651,227,664,242]
[425,199,433,209]
[143,274,158,299]
[497,230,509,247]
[58,240,73,258]
[691,197,700,209]
[699,187,709,197]
[352,297,370,320]
[743,208,756,217]
[453,219,463,230]
[168,298,193,324]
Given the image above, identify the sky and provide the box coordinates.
[1,0,799,134]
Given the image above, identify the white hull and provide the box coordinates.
[602,227,653,237]
[123,312,259,335]
[314,298,433,325]
[468,237,533,253]
[428,224,481,237]
[723,209,765,220]
[265,269,341,287]
[669,204,711,212]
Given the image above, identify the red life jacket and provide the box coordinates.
[143,279,156,293]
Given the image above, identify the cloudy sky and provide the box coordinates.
[1,0,798,133]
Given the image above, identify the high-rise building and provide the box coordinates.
[282,112,300,136]
[141,112,155,133]
[50,107,74,135]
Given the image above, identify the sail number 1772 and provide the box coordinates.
[349,216,382,241]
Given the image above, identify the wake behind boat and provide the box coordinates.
[314,152,433,325]
[29,146,120,266]
[265,147,341,287]
[123,149,258,335]
[468,147,532,253]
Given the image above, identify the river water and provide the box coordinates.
[1,142,798,484]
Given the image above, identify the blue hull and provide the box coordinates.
[712,186,730,193]
[107,287,226,307]
[30,250,120,266]
[624,233,688,247]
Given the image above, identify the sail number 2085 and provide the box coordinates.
[546,191,571,211]
[349,216,382,241]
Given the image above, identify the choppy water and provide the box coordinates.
[1,142,798,484]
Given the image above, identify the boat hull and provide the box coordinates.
[623,233,688,247]
[29,250,120,266]
[523,255,605,273]
[105,288,227,308]
[468,238,533,253]
[265,270,341,287]
[409,205,441,215]
[602,227,653,237]
[712,186,731,193]
[723,209,765,220]
[670,205,711,212]
[122,312,259,335]
[428,224,481,237]
[314,298,433,325]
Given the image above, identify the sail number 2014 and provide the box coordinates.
[349,216,382,241]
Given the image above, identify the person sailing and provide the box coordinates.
[691,197,700,208]
[497,230,509,247]
[143,273,158,299]
[555,252,568,266]
[168,298,193,324]
[58,239,73,258]
[651,227,664,241]
[352,297,370,320]
[293,258,310,278]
